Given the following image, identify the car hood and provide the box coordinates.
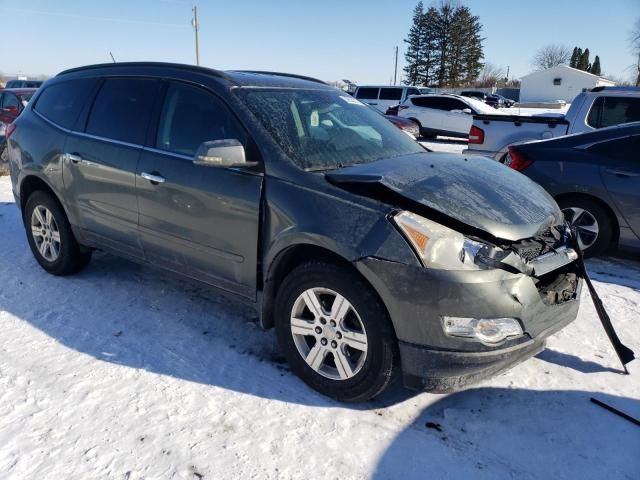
[326,152,561,241]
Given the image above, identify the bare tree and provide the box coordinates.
[475,62,504,87]
[631,19,640,86]
[532,44,572,70]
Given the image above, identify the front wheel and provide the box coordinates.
[275,261,397,402]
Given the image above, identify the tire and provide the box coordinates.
[275,261,398,402]
[24,190,92,275]
[557,196,613,258]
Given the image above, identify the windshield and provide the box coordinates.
[238,88,425,170]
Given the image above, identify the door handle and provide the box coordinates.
[141,172,166,184]
[64,153,84,164]
[605,168,640,178]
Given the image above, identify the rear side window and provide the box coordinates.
[34,79,98,129]
[587,96,640,128]
[156,82,245,156]
[587,135,640,160]
[86,78,159,145]
[411,96,447,110]
[2,93,19,109]
[355,87,379,100]
[379,88,403,101]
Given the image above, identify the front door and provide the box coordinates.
[63,77,161,259]
[136,81,263,299]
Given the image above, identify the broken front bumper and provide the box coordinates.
[356,257,582,392]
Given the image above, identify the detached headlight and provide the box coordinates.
[392,211,502,270]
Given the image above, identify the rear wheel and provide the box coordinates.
[557,196,613,257]
[24,190,92,275]
[275,261,397,402]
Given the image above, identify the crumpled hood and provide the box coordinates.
[326,152,561,241]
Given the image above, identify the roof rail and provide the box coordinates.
[591,86,640,93]
[57,62,233,81]
[230,70,326,85]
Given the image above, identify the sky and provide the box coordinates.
[1,0,639,84]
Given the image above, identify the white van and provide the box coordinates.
[353,85,422,113]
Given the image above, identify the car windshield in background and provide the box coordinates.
[238,88,424,171]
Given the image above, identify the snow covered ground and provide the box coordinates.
[0,167,638,479]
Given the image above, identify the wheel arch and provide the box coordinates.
[20,175,63,213]
[259,243,395,341]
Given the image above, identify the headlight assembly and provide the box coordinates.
[392,211,505,271]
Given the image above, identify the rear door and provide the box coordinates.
[441,97,473,134]
[136,81,263,299]
[405,96,444,133]
[588,135,640,238]
[63,77,161,259]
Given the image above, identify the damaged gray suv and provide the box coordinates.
[7,63,583,401]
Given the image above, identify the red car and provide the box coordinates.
[1,88,37,158]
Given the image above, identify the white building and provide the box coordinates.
[520,65,615,103]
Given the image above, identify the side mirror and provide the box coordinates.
[193,139,257,168]
[462,108,472,115]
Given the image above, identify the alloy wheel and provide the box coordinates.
[31,205,61,262]
[562,206,599,251]
[290,287,368,381]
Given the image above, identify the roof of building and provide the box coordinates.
[521,64,615,84]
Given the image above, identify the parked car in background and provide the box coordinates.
[465,86,640,161]
[461,91,506,109]
[504,123,640,256]
[7,62,582,401]
[0,88,37,160]
[384,114,420,138]
[5,79,43,89]
[489,93,516,108]
[353,85,421,113]
[397,93,501,139]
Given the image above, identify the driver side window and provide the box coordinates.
[156,83,246,157]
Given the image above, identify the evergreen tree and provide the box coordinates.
[590,55,602,76]
[402,1,484,88]
[575,48,583,68]
[419,6,439,86]
[403,2,426,85]
[569,47,579,68]
[578,48,590,71]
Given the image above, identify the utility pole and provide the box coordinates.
[393,46,399,86]
[192,6,200,66]
[506,65,510,82]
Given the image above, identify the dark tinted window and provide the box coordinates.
[2,93,19,109]
[355,87,379,100]
[86,78,158,144]
[411,96,447,110]
[156,83,245,156]
[34,78,98,129]
[407,88,421,96]
[587,135,640,161]
[379,88,403,100]
[442,98,468,111]
[587,96,640,129]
